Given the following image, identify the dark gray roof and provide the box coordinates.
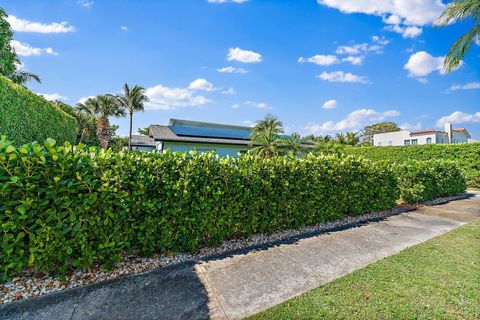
[131,135,156,146]
[149,125,253,146]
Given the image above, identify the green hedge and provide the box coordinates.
[0,76,77,146]
[395,160,466,204]
[0,138,399,280]
[347,143,480,188]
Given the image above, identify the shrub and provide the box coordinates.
[394,160,466,204]
[347,143,480,188]
[0,137,399,280]
[0,76,77,146]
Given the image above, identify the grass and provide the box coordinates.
[248,220,480,320]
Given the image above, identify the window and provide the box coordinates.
[426,137,432,144]
[378,142,382,146]
[411,139,418,145]
[388,141,392,146]
[404,140,411,146]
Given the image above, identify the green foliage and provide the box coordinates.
[361,122,401,145]
[0,8,17,78]
[0,138,399,280]
[436,0,480,72]
[250,114,285,158]
[0,76,77,145]
[347,143,480,188]
[394,160,466,203]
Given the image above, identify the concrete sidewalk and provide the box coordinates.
[2,192,479,320]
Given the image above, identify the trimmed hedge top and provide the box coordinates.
[0,76,77,146]
[347,143,480,188]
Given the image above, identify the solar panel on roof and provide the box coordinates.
[170,124,251,140]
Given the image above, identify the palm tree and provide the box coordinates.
[335,133,347,145]
[116,84,149,150]
[436,0,480,72]
[346,131,360,146]
[9,70,41,86]
[280,132,311,156]
[249,114,284,158]
[82,95,126,148]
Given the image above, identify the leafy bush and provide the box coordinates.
[0,76,76,146]
[347,143,480,188]
[0,137,399,280]
[394,160,466,203]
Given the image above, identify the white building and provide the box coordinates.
[373,123,470,147]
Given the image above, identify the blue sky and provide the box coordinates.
[3,0,480,139]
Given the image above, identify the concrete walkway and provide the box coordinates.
[2,192,479,320]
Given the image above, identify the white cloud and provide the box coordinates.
[298,55,339,66]
[120,26,128,31]
[322,99,337,109]
[77,0,94,8]
[417,77,428,84]
[242,120,255,127]
[227,47,262,63]
[317,0,445,38]
[448,82,480,91]
[342,56,363,65]
[10,40,58,56]
[6,15,74,33]
[208,0,249,3]
[385,24,422,38]
[37,93,67,101]
[436,111,480,127]
[400,122,422,130]
[234,101,271,109]
[145,84,211,110]
[222,87,236,95]
[78,96,96,104]
[188,78,217,91]
[217,66,248,74]
[336,42,385,55]
[305,108,400,133]
[404,51,445,77]
[317,71,368,83]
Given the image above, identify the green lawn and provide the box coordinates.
[248,220,480,320]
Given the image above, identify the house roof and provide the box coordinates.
[130,135,156,146]
[148,124,254,146]
[410,130,445,135]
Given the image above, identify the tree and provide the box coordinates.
[82,95,126,148]
[0,8,16,78]
[312,141,345,156]
[249,114,284,158]
[116,84,149,150]
[279,132,311,156]
[335,133,347,144]
[56,101,98,145]
[346,131,360,146]
[362,122,400,145]
[436,0,480,72]
[0,8,40,85]
[137,126,150,136]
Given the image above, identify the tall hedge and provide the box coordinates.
[347,143,480,188]
[0,76,76,145]
[0,138,399,280]
[395,160,466,203]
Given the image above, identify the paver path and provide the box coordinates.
[2,192,479,320]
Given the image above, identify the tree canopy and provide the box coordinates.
[362,122,401,145]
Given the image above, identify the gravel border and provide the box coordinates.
[0,193,469,304]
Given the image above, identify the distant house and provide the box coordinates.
[131,119,254,156]
[373,123,470,147]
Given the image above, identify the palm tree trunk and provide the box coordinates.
[129,112,133,151]
[79,127,86,144]
[97,116,110,148]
